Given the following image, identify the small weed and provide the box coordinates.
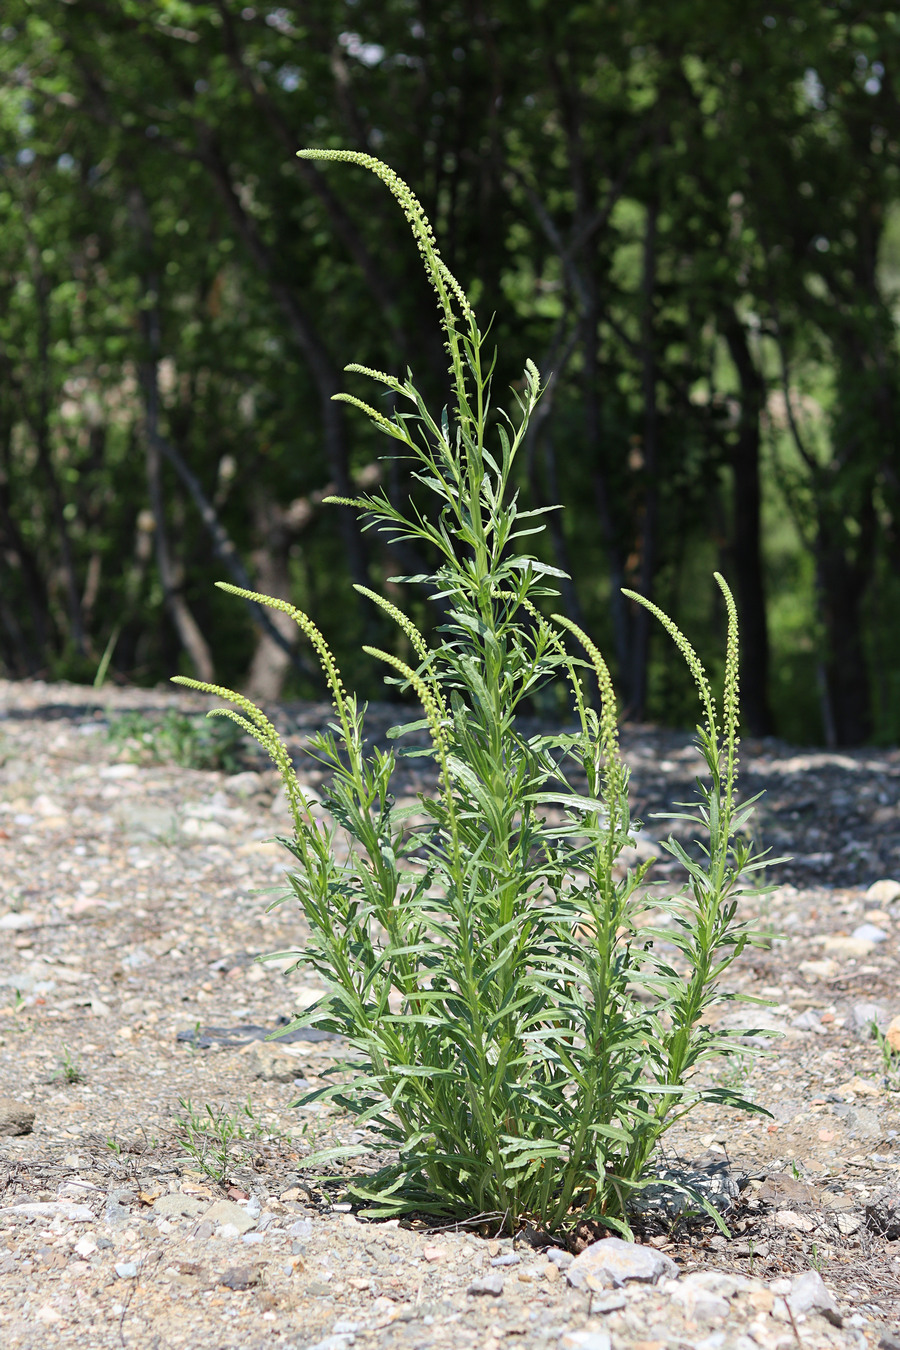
[105,1136,122,1159]
[809,1242,823,1273]
[181,1020,203,1054]
[51,1047,84,1085]
[715,1052,754,1093]
[172,1098,274,1184]
[871,1020,900,1090]
[106,708,248,773]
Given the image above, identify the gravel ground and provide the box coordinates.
[1,677,900,1350]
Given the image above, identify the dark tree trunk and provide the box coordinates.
[0,445,51,668]
[816,508,874,747]
[132,192,214,684]
[23,227,86,656]
[723,316,775,737]
[629,190,660,721]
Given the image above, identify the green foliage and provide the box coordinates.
[106,708,249,773]
[51,1047,84,1085]
[176,155,770,1235]
[172,1097,272,1185]
[2,2,899,743]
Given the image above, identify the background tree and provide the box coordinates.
[1,0,898,745]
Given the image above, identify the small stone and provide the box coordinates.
[101,762,140,779]
[2,1201,94,1221]
[844,1104,882,1138]
[0,912,41,931]
[558,1332,611,1350]
[798,958,837,981]
[866,879,900,905]
[491,1252,521,1267]
[0,1098,35,1136]
[305,1280,333,1298]
[181,817,229,842]
[775,1210,815,1233]
[668,1272,730,1324]
[865,1189,900,1239]
[566,1237,677,1291]
[467,1272,505,1296]
[35,1305,64,1324]
[423,1243,449,1262]
[851,923,887,943]
[822,935,875,958]
[865,908,892,925]
[835,1212,862,1235]
[32,794,66,821]
[180,1180,216,1198]
[791,1009,827,1034]
[288,1219,313,1238]
[220,1264,261,1290]
[547,1247,574,1269]
[223,771,265,798]
[115,1262,139,1279]
[201,1199,256,1234]
[74,1236,98,1258]
[878,1331,900,1350]
[105,1190,135,1226]
[152,1194,206,1220]
[850,1003,887,1035]
[590,1293,627,1313]
[787,1270,842,1325]
[886,1016,900,1052]
[679,1270,743,1297]
[836,1074,881,1096]
[242,1041,303,1083]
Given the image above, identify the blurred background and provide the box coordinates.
[1,1,898,746]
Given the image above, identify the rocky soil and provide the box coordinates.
[1,677,900,1350]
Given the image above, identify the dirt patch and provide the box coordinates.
[1,677,899,1349]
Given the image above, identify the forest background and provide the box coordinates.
[1,0,899,748]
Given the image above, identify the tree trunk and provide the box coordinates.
[142,355,215,685]
[723,316,775,736]
[816,508,874,747]
[132,192,214,684]
[244,492,300,703]
[0,442,51,668]
[629,192,660,721]
[23,224,86,656]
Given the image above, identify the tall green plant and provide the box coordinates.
[174,151,769,1235]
